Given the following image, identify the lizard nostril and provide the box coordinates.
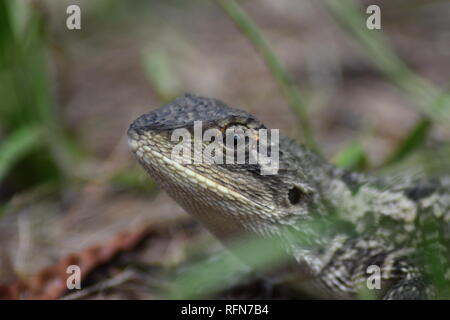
[288,186,302,205]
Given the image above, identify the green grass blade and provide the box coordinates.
[323,0,450,166]
[383,118,432,167]
[384,89,450,167]
[143,50,181,102]
[0,125,42,182]
[333,141,368,170]
[217,0,319,152]
[0,0,13,48]
[323,0,440,111]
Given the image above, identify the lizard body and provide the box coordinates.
[128,94,450,299]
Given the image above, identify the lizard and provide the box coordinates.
[127,93,450,299]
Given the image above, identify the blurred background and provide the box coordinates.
[0,0,449,299]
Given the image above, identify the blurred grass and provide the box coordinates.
[110,168,158,194]
[0,125,43,182]
[383,118,432,166]
[167,216,340,299]
[217,0,319,153]
[216,0,449,170]
[323,0,450,168]
[417,216,450,299]
[332,122,373,170]
[0,0,77,201]
[143,49,182,103]
[332,140,368,170]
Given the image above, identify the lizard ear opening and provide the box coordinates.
[288,186,302,205]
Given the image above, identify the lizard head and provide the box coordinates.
[128,94,323,240]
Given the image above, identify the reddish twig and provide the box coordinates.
[0,225,155,300]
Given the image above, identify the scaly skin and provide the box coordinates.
[128,94,450,299]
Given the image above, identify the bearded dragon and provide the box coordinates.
[128,94,450,299]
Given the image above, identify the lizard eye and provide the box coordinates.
[233,134,241,147]
[221,124,257,164]
[224,126,248,148]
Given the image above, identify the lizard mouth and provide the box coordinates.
[128,135,274,211]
